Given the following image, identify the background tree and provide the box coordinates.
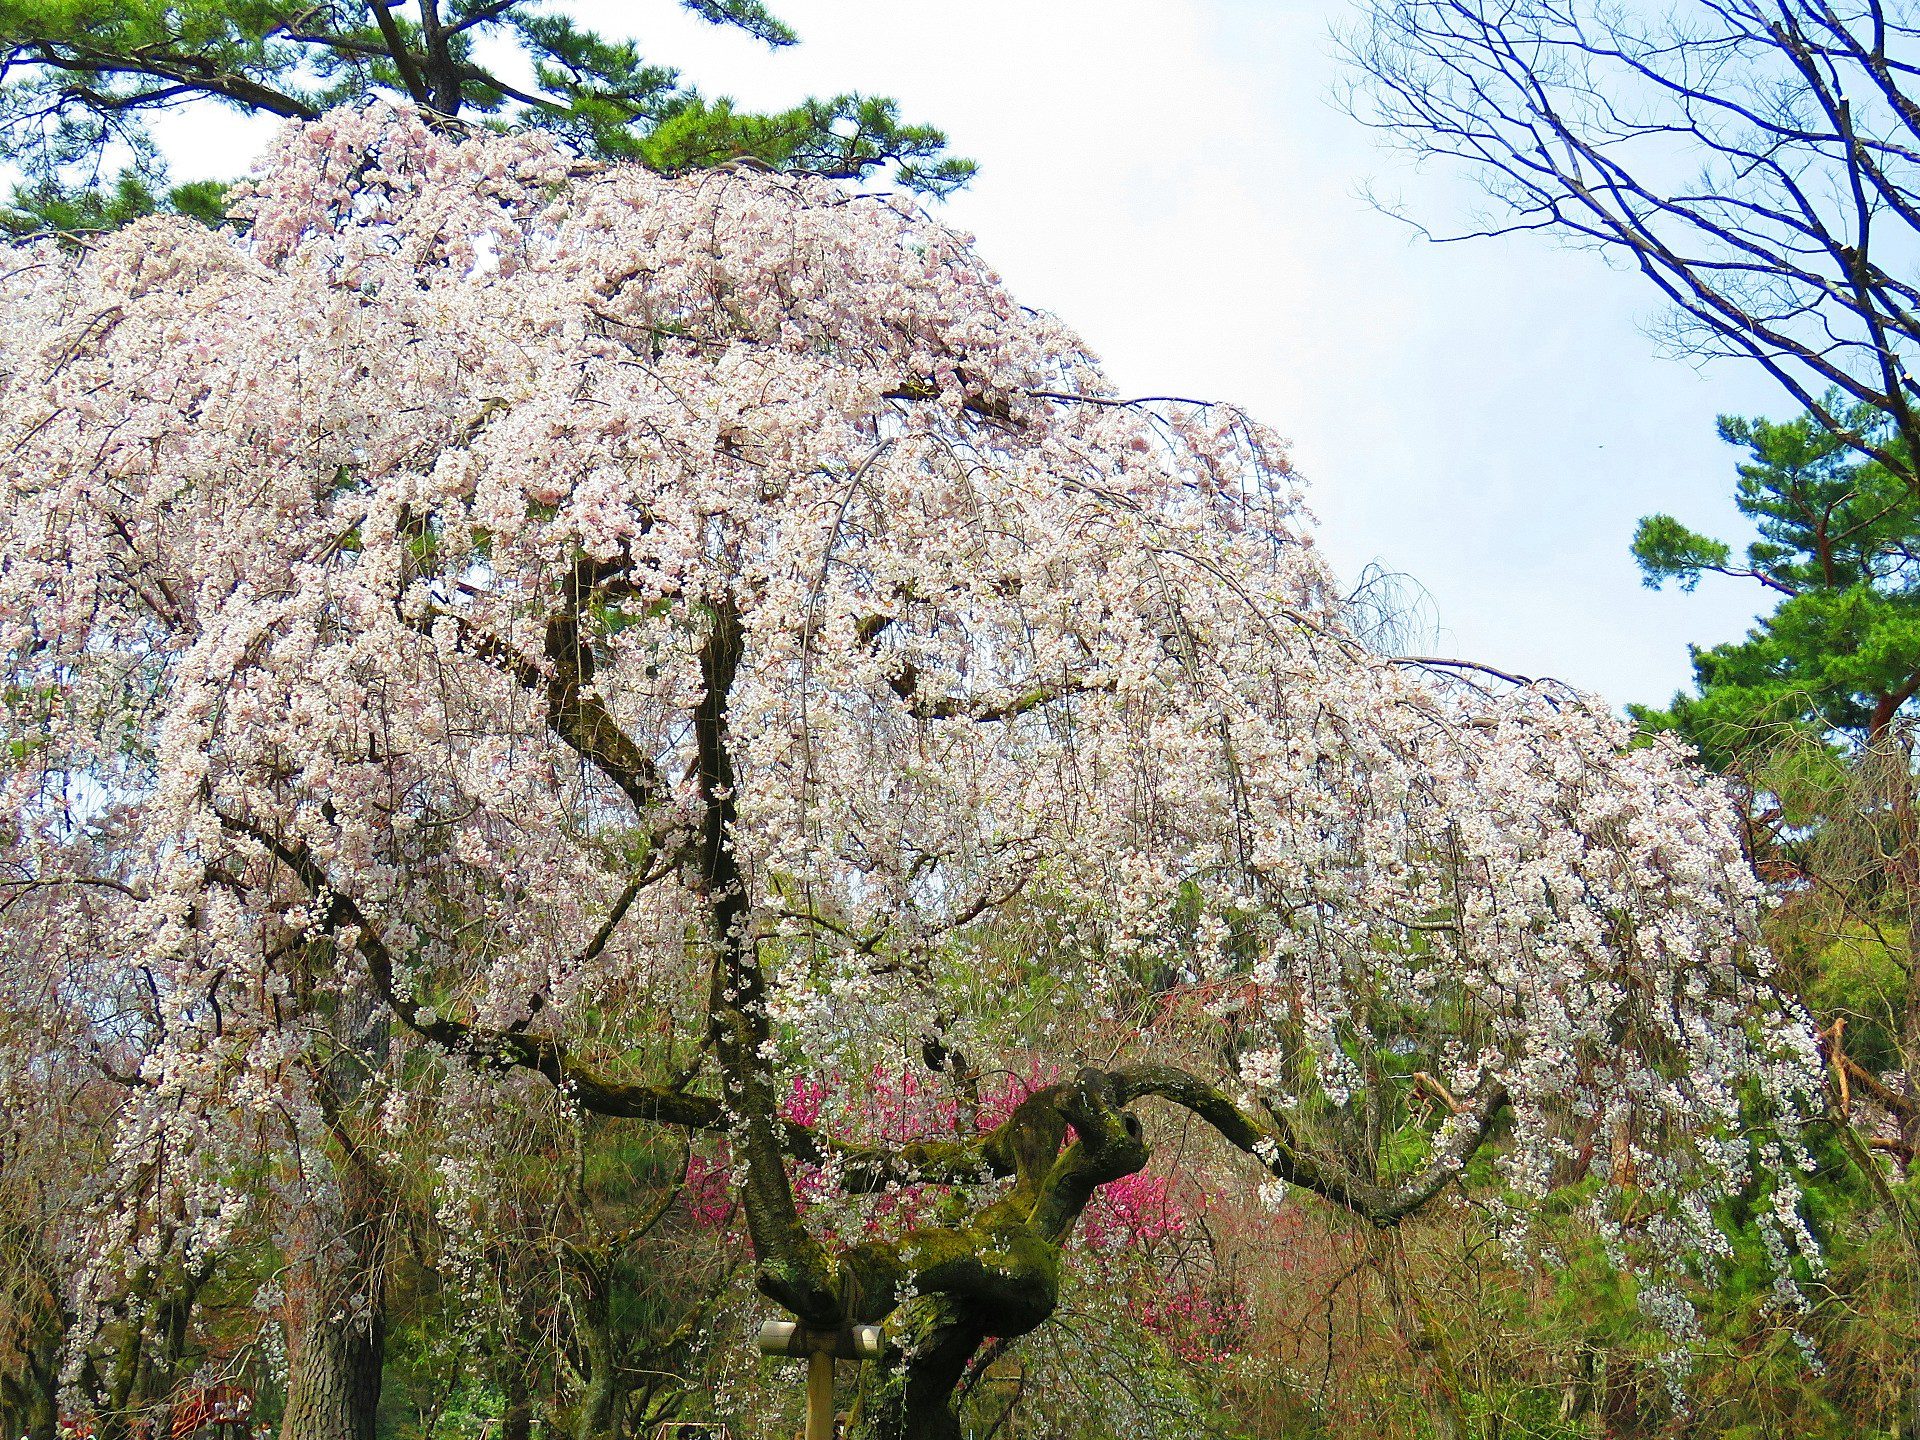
[1635,401,1920,1436]
[1632,405,1920,1162]
[1339,0,1920,494]
[1632,402,1920,764]
[0,0,971,233]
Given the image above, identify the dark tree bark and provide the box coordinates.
[22,1337,58,1440]
[501,1361,534,1440]
[568,1252,622,1440]
[278,1151,388,1440]
[1,1329,62,1440]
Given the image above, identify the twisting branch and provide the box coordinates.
[212,804,720,1131]
[1112,1062,1510,1225]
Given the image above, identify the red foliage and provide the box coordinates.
[1137,1285,1254,1365]
[1079,1172,1192,1253]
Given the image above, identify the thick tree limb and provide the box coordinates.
[1113,1061,1509,1225]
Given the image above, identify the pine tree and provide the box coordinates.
[0,0,973,233]
[1633,403,1920,765]
[1635,404,1920,1437]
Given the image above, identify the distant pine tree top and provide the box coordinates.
[1632,401,1920,766]
[0,0,974,233]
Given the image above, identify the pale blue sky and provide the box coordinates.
[151,0,1787,707]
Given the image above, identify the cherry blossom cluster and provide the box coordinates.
[0,103,1819,1343]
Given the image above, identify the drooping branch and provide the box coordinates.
[1113,1062,1510,1225]
[209,800,1014,1198]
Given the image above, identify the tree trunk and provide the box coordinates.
[95,1272,150,1440]
[570,1285,620,1440]
[280,1025,391,1440]
[23,1343,58,1440]
[132,1264,206,1440]
[278,1173,386,1440]
[279,1109,390,1440]
[501,1362,533,1440]
[1375,1238,1468,1440]
[860,1296,981,1440]
[4,1330,61,1440]
[842,1071,1149,1440]
[279,1300,384,1440]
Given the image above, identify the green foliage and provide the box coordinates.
[1629,405,1920,1435]
[630,93,975,195]
[0,0,972,233]
[1805,922,1910,1074]
[0,170,230,238]
[1631,402,1920,765]
[1631,512,1733,592]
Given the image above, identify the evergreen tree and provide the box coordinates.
[1636,403,1920,1439]
[1632,403,1920,765]
[0,0,972,233]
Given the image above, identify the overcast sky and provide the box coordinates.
[153,0,1789,707]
